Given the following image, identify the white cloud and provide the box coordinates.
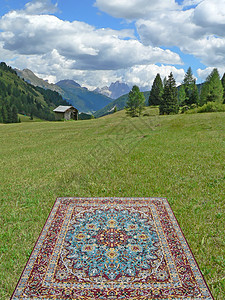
[25,0,58,15]
[197,67,214,81]
[136,8,225,67]
[123,65,185,89]
[193,0,225,37]
[136,9,203,47]
[3,0,225,89]
[96,0,225,69]
[197,66,225,82]
[95,0,179,19]
[0,5,182,81]
[2,45,185,89]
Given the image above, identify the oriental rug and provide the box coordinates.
[12,197,213,300]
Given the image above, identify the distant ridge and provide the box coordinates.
[15,68,63,94]
[16,68,113,113]
[56,80,112,113]
[56,79,81,88]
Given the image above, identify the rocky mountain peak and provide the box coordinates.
[95,81,130,99]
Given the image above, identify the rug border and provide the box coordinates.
[164,198,214,300]
[10,197,59,300]
[11,197,214,300]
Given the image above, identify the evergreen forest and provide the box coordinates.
[149,67,225,115]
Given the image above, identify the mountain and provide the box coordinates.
[0,62,70,123]
[16,68,113,113]
[95,81,130,99]
[15,68,63,94]
[56,80,112,113]
[109,81,131,99]
[94,91,150,118]
[94,86,112,98]
[57,79,81,88]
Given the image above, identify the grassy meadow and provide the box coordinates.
[0,107,224,299]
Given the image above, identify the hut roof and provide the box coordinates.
[53,105,77,113]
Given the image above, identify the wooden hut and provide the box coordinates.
[53,106,78,120]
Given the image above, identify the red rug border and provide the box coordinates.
[164,197,214,300]
[11,197,59,300]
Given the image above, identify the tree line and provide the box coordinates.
[126,67,225,117]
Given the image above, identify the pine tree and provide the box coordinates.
[183,67,196,105]
[1,105,8,123]
[160,72,179,115]
[221,73,225,103]
[149,73,163,106]
[11,105,19,123]
[189,81,199,106]
[183,67,195,86]
[178,85,186,106]
[207,69,223,103]
[200,82,210,106]
[200,68,223,105]
[6,103,13,123]
[125,85,146,117]
[163,77,167,88]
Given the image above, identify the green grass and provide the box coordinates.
[0,108,224,299]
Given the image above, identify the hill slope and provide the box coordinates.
[0,62,70,122]
[15,68,63,94]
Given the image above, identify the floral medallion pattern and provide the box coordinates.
[55,207,164,284]
[12,197,213,299]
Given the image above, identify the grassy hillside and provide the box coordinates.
[18,114,43,122]
[0,109,224,299]
[94,91,150,118]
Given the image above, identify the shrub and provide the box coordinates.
[185,102,225,114]
[197,102,225,113]
[190,104,197,110]
[180,105,189,114]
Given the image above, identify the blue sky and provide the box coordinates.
[0,0,225,89]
